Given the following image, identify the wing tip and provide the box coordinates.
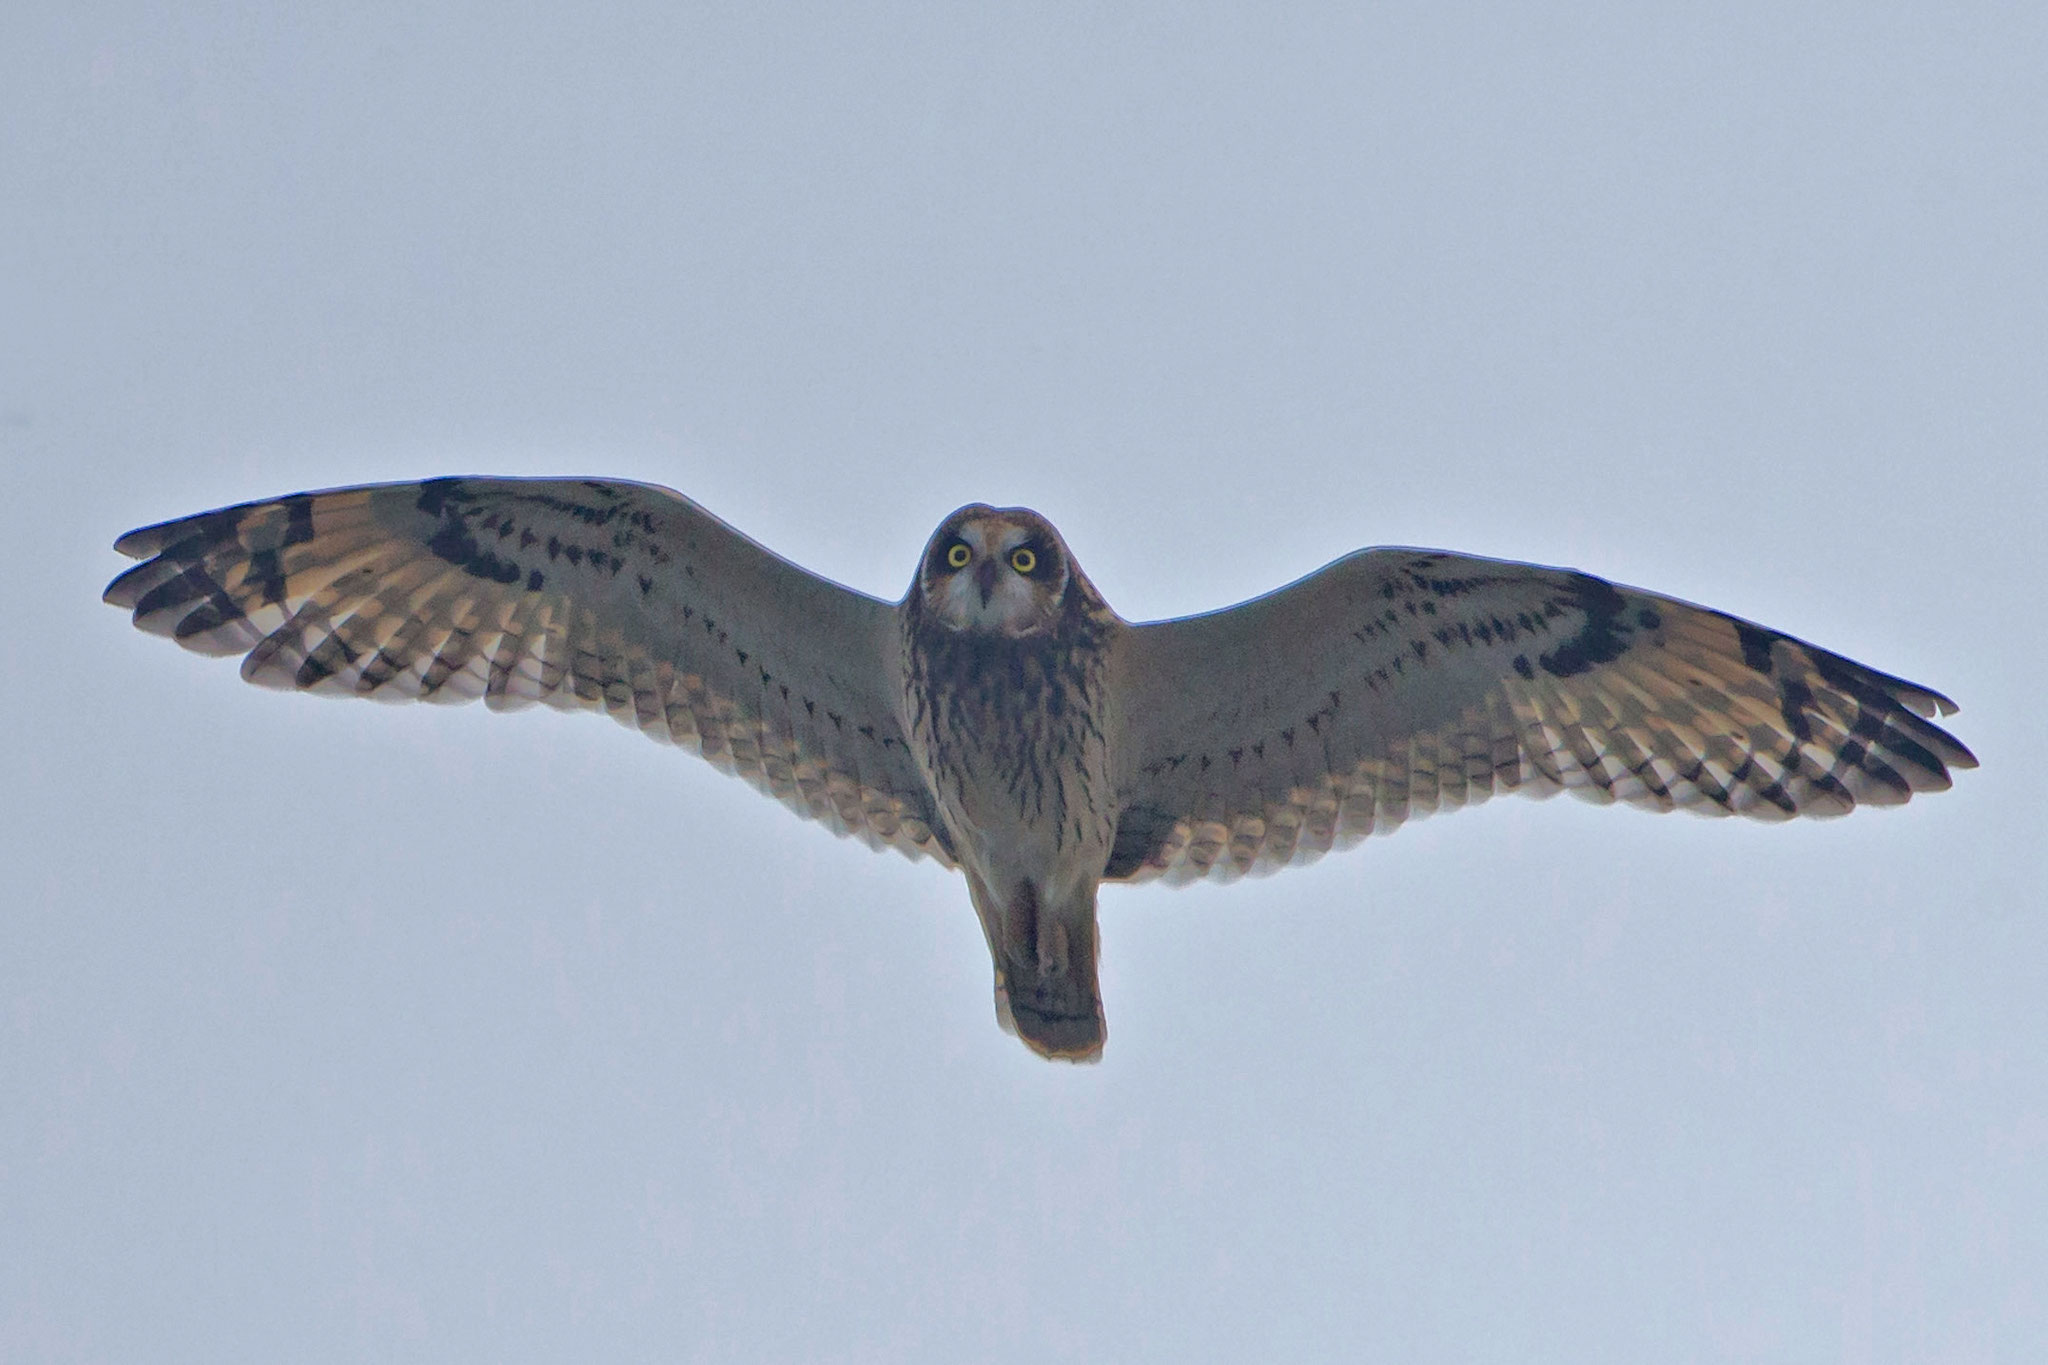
[1929,730,1979,772]
[102,561,149,608]
[1894,679,1961,721]
[112,523,165,560]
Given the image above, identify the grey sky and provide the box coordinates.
[5,3,2044,1360]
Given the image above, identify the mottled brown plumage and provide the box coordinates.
[105,476,1978,1062]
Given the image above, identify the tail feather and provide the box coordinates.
[996,960,1105,1062]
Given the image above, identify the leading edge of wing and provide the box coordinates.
[1124,543,1970,724]
[108,474,902,612]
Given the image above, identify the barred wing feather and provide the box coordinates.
[1106,549,1975,884]
[105,477,951,866]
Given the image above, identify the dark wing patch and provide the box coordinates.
[106,477,952,867]
[1534,573,1632,677]
[1110,548,1975,884]
[1103,804,1181,880]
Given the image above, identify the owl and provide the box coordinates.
[105,478,1976,1061]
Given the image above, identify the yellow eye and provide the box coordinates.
[946,542,971,569]
[1009,547,1037,574]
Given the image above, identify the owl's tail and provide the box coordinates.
[968,875,1106,1063]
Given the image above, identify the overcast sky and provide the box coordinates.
[5,4,2044,1361]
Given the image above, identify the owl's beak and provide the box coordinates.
[974,559,998,604]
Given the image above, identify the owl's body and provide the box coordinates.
[105,477,1977,1061]
[900,512,1122,1054]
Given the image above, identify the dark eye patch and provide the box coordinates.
[1017,540,1056,575]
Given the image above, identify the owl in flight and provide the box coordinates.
[106,478,1975,1061]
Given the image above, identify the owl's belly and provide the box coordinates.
[900,612,1119,899]
[919,715,1116,901]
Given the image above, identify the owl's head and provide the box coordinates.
[915,505,1074,637]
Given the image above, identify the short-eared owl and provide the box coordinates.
[105,478,1976,1061]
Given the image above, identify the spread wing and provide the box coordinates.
[105,477,951,865]
[1105,548,1975,884]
